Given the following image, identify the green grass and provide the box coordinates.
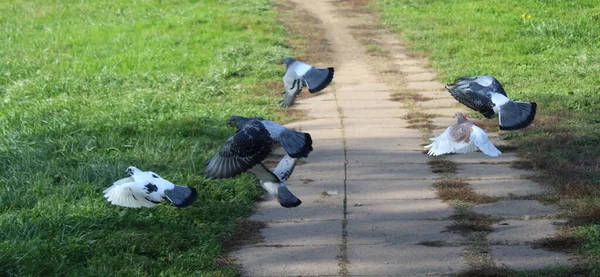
[373,0,600,274]
[0,0,291,276]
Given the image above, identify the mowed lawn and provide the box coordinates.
[0,0,291,276]
[374,0,600,274]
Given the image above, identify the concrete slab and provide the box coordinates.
[257,220,342,246]
[456,164,531,180]
[337,99,400,109]
[347,219,459,245]
[426,107,467,117]
[488,219,563,245]
[398,65,429,74]
[250,194,343,222]
[418,90,450,99]
[472,200,558,217]
[233,245,340,276]
[344,126,423,139]
[293,162,345,181]
[470,179,547,198]
[300,128,343,141]
[286,118,341,130]
[417,98,458,109]
[347,244,463,276]
[346,163,435,180]
[341,106,409,118]
[347,199,454,220]
[491,245,572,269]
[342,117,410,129]
[347,150,429,164]
[336,83,390,93]
[346,137,426,152]
[347,179,436,200]
[394,59,422,66]
[444,152,519,164]
[405,72,437,82]
[430,116,457,128]
[406,81,445,91]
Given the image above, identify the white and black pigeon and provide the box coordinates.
[103,166,198,208]
[424,112,501,157]
[446,75,536,130]
[202,116,313,179]
[247,154,302,208]
[280,57,334,108]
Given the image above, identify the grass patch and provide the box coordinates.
[0,0,293,275]
[447,208,501,234]
[374,0,600,272]
[434,179,498,204]
[533,234,584,254]
[418,240,454,247]
[428,159,458,174]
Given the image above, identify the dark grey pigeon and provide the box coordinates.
[446,75,537,130]
[280,57,334,108]
[247,154,302,208]
[202,116,313,179]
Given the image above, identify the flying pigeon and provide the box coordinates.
[446,75,536,130]
[280,57,335,108]
[424,112,501,157]
[103,166,198,208]
[248,154,302,208]
[202,116,313,179]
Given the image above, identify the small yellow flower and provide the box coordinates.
[521,13,526,18]
[527,14,533,19]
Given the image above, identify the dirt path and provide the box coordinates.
[232,1,572,276]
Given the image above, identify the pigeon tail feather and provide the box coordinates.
[279,131,313,158]
[305,67,334,93]
[499,101,537,130]
[164,186,198,208]
[277,186,302,208]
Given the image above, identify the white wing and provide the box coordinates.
[272,154,298,182]
[470,125,502,157]
[424,126,473,156]
[103,180,157,208]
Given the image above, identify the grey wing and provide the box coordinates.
[446,76,496,118]
[289,60,313,76]
[272,154,298,182]
[469,75,507,97]
[203,122,275,179]
[281,69,303,108]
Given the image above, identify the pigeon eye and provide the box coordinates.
[151,174,159,178]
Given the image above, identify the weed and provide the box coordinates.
[434,179,498,204]
[428,159,458,174]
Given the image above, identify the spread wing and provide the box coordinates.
[203,121,275,179]
[446,76,497,118]
[470,125,501,157]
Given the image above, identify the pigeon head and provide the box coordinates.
[227,116,252,129]
[126,166,141,176]
[454,112,469,124]
[282,57,295,67]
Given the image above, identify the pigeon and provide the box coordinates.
[248,154,302,208]
[424,112,501,157]
[202,116,313,179]
[280,57,335,108]
[446,75,536,130]
[103,166,198,208]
